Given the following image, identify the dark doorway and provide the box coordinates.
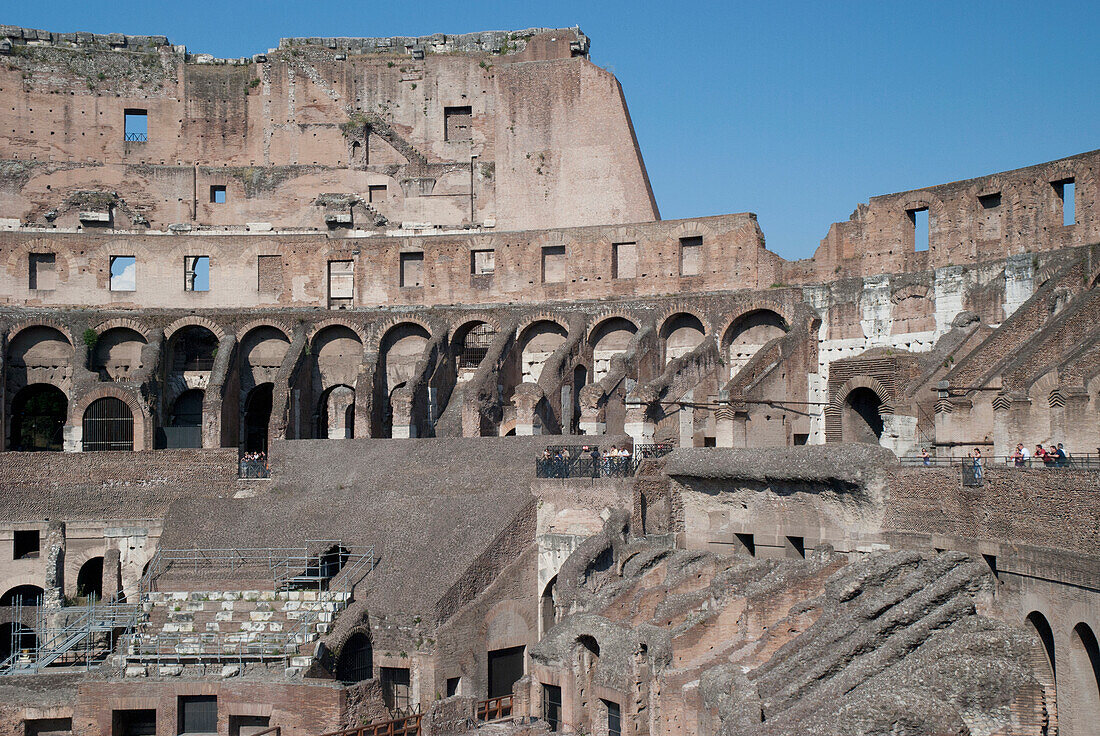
[228,715,270,736]
[82,397,134,451]
[111,709,156,736]
[0,585,43,606]
[77,557,104,600]
[843,387,884,442]
[178,695,217,734]
[10,384,66,451]
[336,632,373,683]
[24,717,72,736]
[0,622,37,662]
[542,684,562,731]
[572,365,587,434]
[488,645,525,698]
[380,667,411,711]
[243,383,274,453]
[161,389,203,448]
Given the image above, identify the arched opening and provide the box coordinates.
[9,384,66,451]
[0,622,38,662]
[350,140,362,164]
[540,576,558,636]
[168,325,218,372]
[337,632,374,683]
[723,310,787,376]
[1026,611,1058,727]
[377,323,430,437]
[6,326,73,387]
[590,318,637,383]
[162,389,204,448]
[572,364,588,434]
[318,385,355,439]
[91,327,147,381]
[77,557,104,601]
[1069,623,1100,729]
[842,387,884,443]
[82,397,134,452]
[0,585,44,607]
[454,321,495,380]
[312,326,363,388]
[518,321,567,384]
[660,313,705,365]
[243,383,274,454]
[577,635,600,659]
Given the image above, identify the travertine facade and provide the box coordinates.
[0,22,1097,736]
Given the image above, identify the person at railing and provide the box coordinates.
[967,448,983,481]
[1012,443,1030,467]
[921,448,931,467]
[1055,443,1069,467]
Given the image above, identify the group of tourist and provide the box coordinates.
[239,451,269,478]
[539,444,636,478]
[918,443,1071,473]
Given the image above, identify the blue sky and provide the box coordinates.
[9,1,1098,260]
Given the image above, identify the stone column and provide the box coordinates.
[511,384,543,436]
[624,402,654,446]
[43,521,65,609]
[390,388,415,439]
[678,389,694,447]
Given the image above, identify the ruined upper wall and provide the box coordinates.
[0,25,657,231]
[788,149,1100,281]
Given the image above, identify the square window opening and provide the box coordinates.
[542,684,562,732]
[735,532,756,557]
[907,208,929,252]
[25,717,73,736]
[471,249,495,275]
[112,709,156,736]
[978,192,1001,209]
[793,433,809,446]
[109,256,136,292]
[368,184,387,203]
[185,256,210,292]
[14,529,40,560]
[177,695,217,735]
[400,252,424,288]
[612,242,637,279]
[209,185,226,204]
[1054,179,1076,226]
[124,109,147,143]
[380,667,411,711]
[444,106,473,142]
[679,236,702,276]
[446,676,461,697]
[542,245,566,284]
[785,535,806,559]
[29,252,56,291]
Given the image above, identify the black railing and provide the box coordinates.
[239,457,270,479]
[124,132,147,142]
[901,454,1100,470]
[634,443,675,459]
[536,455,638,479]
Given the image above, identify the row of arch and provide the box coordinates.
[1027,610,1100,733]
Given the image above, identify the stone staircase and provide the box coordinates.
[124,588,351,676]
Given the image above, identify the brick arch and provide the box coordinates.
[898,190,946,212]
[164,315,226,342]
[5,240,73,285]
[93,317,156,341]
[7,319,75,348]
[369,317,434,353]
[70,384,150,451]
[587,311,641,342]
[668,220,716,240]
[308,318,368,345]
[481,598,535,652]
[327,622,374,658]
[237,320,292,343]
[65,546,108,586]
[830,375,894,416]
[657,308,710,338]
[716,302,791,347]
[0,572,45,597]
[516,314,570,343]
[1041,160,1081,186]
[446,311,502,337]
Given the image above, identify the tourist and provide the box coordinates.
[1055,443,1068,467]
[1013,443,1029,467]
[921,448,931,467]
[969,448,983,481]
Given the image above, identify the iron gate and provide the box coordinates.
[82,397,134,451]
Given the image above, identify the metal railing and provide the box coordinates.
[239,457,271,478]
[124,132,147,142]
[477,694,513,721]
[901,454,1100,470]
[536,455,639,479]
[634,443,675,459]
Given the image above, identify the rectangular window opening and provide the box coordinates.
[793,433,809,446]
[444,105,473,142]
[612,242,637,279]
[982,553,998,579]
[604,700,622,736]
[184,256,210,292]
[124,109,148,143]
[25,718,73,736]
[328,259,354,309]
[679,236,702,276]
[1055,179,1076,226]
[14,529,40,560]
[177,695,217,735]
[228,715,270,736]
[400,251,424,288]
[446,677,461,697]
[112,709,156,736]
[109,255,136,292]
[368,184,387,203]
[542,245,566,284]
[471,249,495,275]
[209,185,226,204]
[785,535,806,559]
[542,684,562,732]
[735,532,756,557]
[978,192,1001,209]
[908,208,929,252]
[380,667,411,711]
[29,252,56,291]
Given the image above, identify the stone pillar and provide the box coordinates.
[578,385,604,436]
[390,388,415,439]
[624,403,654,446]
[715,406,734,448]
[512,384,543,436]
[43,521,65,609]
[102,548,122,601]
[678,389,694,447]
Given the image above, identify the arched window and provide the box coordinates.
[0,585,44,607]
[10,384,66,451]
[843,387,884,442]
[337,632,374,683]
[77,557,105,601]
[82,397,133,451]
